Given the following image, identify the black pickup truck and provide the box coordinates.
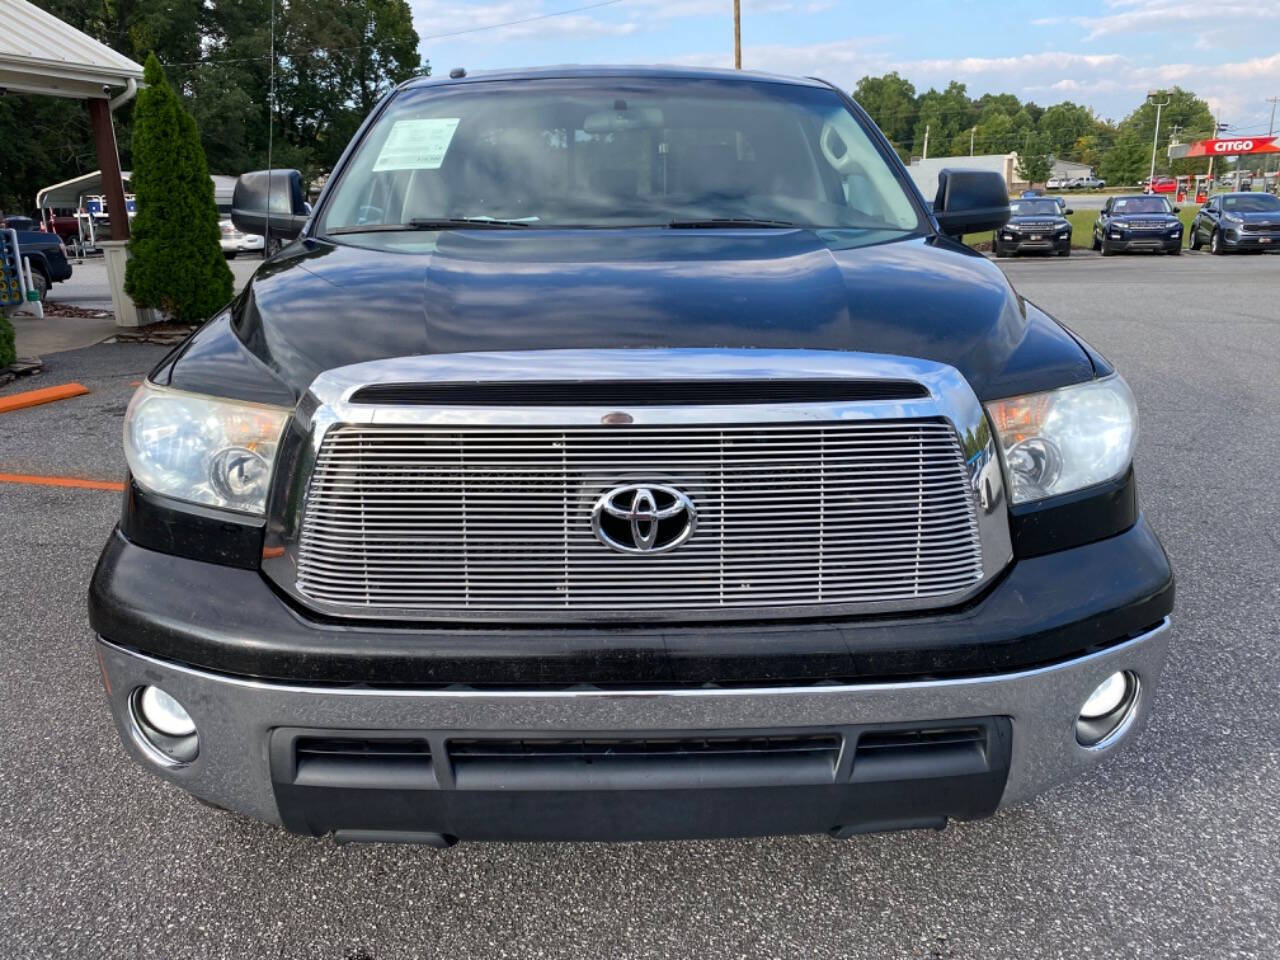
[90,66,1173,845]
[1,225,73,300]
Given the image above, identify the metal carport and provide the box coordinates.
[0,0,145,324]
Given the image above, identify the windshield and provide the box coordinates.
[1112,197,1171,214]
[1223,194,1280,213]
[318,78,923,241]
[1009,199,1061,217]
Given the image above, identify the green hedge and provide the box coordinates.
[0,312,14,367]
[124,54,232,323]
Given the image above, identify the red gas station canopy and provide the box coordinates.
[1184,136,1280,157]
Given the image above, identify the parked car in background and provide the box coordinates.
[1146,177,1177,195]
[219,217,265,258]
[1190,192,1280,254]
[1075,175,1106,190]
[1046,175,1068,189]
[1092,195,1182,255]
[91,65,1174,847]
[41,207,81,243]
[993,197,1073,257]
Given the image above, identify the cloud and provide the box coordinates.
[413,0,638,42]
[413,0,833,45]
[1068,0,1280,40]
[909,52,1127,75]
[663,41,1280,129]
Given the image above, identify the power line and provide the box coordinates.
[163,0,628,68]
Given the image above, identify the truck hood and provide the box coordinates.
[163,230,1094,405]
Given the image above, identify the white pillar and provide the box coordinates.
[99,241,153,327]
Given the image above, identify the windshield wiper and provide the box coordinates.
[326,217,533,236]
[667,217,801,229]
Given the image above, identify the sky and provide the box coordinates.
[408,0,1280,134]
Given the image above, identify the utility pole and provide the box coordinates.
[1267,96,1278,179]
[733,0,741,69]
[922,123,930,160]
[970,126,976,156]
[1207,113,1224,184]
[1147,90,1171,185]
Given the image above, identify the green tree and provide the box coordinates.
[124,54,233,322]
[974,92,1022,118]
[1039,102,1096,159]
[274,0,420,176]
[911,81,973,157]
[852,72,917,153]
[1118,87,1214,176]
[1016,133,1053,184]
[973,112,1015,154]
[1099,130,1151,186]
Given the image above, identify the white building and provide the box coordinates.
[1049,158,1094,180]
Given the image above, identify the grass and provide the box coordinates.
[964,203,1200,251]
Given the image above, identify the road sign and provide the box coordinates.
[1174,136,1280,158]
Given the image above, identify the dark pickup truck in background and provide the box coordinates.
[0,219,73,301]
[90,66,1174,846]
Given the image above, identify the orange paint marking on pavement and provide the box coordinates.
[0,382,90,414]
[0,473,125,492]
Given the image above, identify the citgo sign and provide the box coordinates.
[1184,136,1280,157]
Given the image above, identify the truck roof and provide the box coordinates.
[401,64,830,91]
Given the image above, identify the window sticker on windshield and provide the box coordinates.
[372,118,461,171]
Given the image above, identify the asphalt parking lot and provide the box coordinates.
[2,252,1278,959]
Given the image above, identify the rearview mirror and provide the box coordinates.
[933,169,1010,238]
[583,106,664,134]
[232,169,308,242]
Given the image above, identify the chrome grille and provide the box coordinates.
[295,420,983,616]
[1126,220,1170,230]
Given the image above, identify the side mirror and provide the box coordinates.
[232,169,308,242]
[1172,206,1181,213]
[1065,208,1074,215]
[933,169,1010,238]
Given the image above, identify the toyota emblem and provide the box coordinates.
[591,483,697,554]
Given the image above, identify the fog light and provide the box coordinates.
[1080,671,1127,718]
[1076,671,1138,747]
[139,685,196,736]
[130,686,199,765]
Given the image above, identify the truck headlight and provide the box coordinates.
[124,382,291,514]
[986,376,1138,504]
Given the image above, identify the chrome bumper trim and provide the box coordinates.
[98,618,1171,828]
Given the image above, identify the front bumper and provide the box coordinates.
[1223,229,1280,250]
[97,619,1171,841]
[996,234,1071,255]
[1106,233,1182,252]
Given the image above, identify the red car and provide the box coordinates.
[1146,176,1177,194]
